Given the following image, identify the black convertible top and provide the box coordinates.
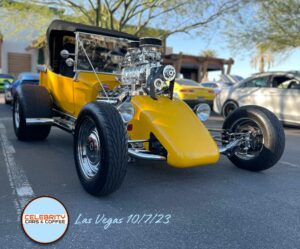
[47,20,139,42]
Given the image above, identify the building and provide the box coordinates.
[0,3,57,77]
[0,31,39,77]
[163,53,234,82]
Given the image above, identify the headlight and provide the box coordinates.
[195,103,211,122]
[117,102,135,123]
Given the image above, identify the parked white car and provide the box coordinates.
[214,71,300,125]
[201,82,234,95]
[201,75,243,94]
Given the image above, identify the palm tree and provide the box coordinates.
[251,45,274,73]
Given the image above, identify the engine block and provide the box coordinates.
[120,38,176,96]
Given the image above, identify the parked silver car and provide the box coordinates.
[201,75,243,94]
[214,71,300,125]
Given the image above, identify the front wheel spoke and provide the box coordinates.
[77,118,101,179]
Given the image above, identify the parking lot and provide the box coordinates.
[0,93,300,249]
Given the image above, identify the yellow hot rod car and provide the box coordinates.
[172,78,216,109]
[12,20,285,196]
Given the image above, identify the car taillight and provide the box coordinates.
[180,89,194,93]
[208,90,215,94]
[127,124,133,131]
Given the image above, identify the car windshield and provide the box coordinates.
[19,73,39,81]
[22,80,39,85]
[176,79,199,86]
[0,74,14,79]
[218,74,243,84]
[293,72,300,80]
[223,82,234,87]
[76,32,131,73]
[201,83,217,88]
[229,75,244,82]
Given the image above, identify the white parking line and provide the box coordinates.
[280,161,300,168]
[0,123,34,217]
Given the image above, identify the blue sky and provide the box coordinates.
[167,33,300,80]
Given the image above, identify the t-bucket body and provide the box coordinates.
[40,20,220,168]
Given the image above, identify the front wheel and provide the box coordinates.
[222,106,285,171]
[74,102,128,196]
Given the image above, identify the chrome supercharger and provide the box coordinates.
[119,38,176,99]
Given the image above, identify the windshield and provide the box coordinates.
[223,82,234,87]
[176,79,199,86]
[76,32,130,73]
[229,75,244,82]
[201,82,217,88]
[218,74,243,84]
[293,72,300,79]
[0,74,14,79]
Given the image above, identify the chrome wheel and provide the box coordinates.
[230,118,264,160]
[14,99,20,129]
[77,117,101,180]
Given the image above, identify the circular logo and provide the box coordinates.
[21,196,69,244]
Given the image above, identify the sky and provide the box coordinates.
[167,33,300,81]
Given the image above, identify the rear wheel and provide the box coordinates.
[74,102,128,196]
[222,106,285,171]
[13,85,52,141]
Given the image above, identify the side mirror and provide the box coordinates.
[60,49,74,59]
[65,58,74,67]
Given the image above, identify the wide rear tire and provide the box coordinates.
[13,85,52,141]
[74,102,128,196]
[222,106,285,171]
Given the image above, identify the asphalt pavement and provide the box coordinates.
[0,94,300,249]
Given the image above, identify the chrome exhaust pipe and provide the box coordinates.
[26,118,54,125]
[128,148,166,160]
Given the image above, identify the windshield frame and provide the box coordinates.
[74,31,134,75]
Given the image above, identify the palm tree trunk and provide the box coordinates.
[259,54,265,73]
[96,0,101,27]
